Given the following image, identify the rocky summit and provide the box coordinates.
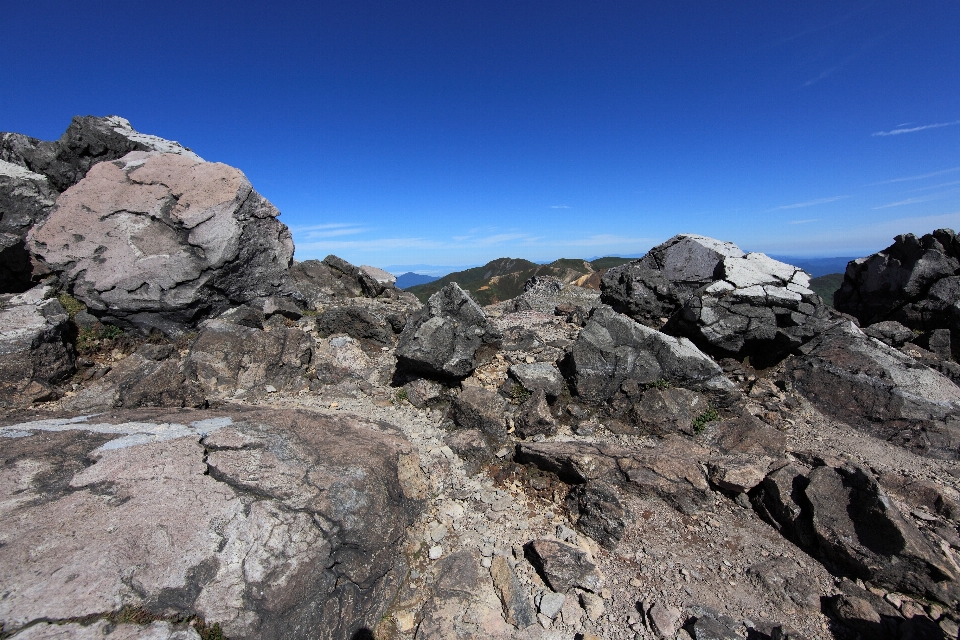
[5,118,960,640]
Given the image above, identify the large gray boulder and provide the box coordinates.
[395,283,501,378]
[0,161,57,292]
[28,152,294,335]
[835,229,960,355]
[601,234,829,365]
[0,406,425,639]
[788,319,960,459]
[0,283,74,406]
[287,255,410,309]
[566,304,727,403]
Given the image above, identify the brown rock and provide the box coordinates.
[450,386,508,442]
[524,539,602,593]
[514,389,557,438]
[490,555,536,628]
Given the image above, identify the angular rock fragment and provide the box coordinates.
[396,283,501,378]
[514,389,557,439]
[443,429,493,476]
[630,386,709,436]
[567,305,727,403]
[524,539,602,593]
[316,304,395,346]
[0,284,74,406]
[450,386,508,442]
[508,361,564,398]
[565,481,628,549]
[404,377,446,408]
[490,555,536,628]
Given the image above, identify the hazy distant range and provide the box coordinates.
[393,255,856,290]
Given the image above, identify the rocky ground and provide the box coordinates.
[5,116,960,640]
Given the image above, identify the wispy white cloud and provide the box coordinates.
[868,167,960,185]
[551,234,657,247]
[789,219,820,225]
[873,189,960,209]
[908,180,960,192]
[474,233,530,246]
[291,222,367,239]
[550,205,570,209]
[770,195,848,210]
[872,120,960,136]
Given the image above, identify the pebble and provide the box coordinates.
[539,592,566,619]
[480,557,492,568]
[428,545,443,560]
[264,385,277,393]
[430,524,448,543]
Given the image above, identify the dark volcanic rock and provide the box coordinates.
[0,406,424,640]
[316,304,395,347]
[396,283,501,378]
[835,229,960,337]
[0,161,57,292]
[566,305,728,404]
[788,319,960,459]
[0,284,74,407]
[601,234,829,366]
[565,481,628,549]
[864,320,916,348]
[524,539,602,593]
[508,361,564,398]
[629,386,709,436]
[514,389,558,439]
[28,152,294,335]
[443,428,493,476]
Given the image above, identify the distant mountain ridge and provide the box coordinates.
[406,256,632,305]
[395,272,440,289]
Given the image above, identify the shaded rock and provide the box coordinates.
[750,461,817,548]
[450,386,508,442]
[690,608,742,640]
[524,539,601,593]
[629,386,708,436]
[789,320,960,459]
[826,594,893,640]
[62,345,205,412]
[0,284,74,407]
[0,160,57,292]
[806,464,959,604]
[396,283,501,379]
[508,361,564,398]
[835,229,960,333]
[648,602,681,638]
[602,234,829,366]
[359,264,397,297]
[879,471,960,522]
[1,115,202,193]
[565,481,628,549]
[443,429,493,476]
[313,335,375,384]
[746,556,820,612]
[490,555,536,628]
[0,406,423,640]
[865,320,916,348]
[567,305,727,403]
[28,152,294,335]
[403,377,445,408]
[514,389,557,439]
[555,302,589,326]
[186,318,314,395]
[316,304,395,347]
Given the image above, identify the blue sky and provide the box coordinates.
[4,1,959,273]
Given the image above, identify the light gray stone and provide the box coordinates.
[509,361,564,398]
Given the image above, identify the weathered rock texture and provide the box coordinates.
[566,304,727,403]
[396,283,501,378]
[28,152,294,334]
[1,116,203,294]
[601,234,828,365]
[0,406,424,640]
[0,284,74,406]
[789,320,960,459]
[835,229,960,356]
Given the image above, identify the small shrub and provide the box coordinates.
[195,620,227,640]
[75,323,124,354]
[649,378,672,390]
[395,388,408,402]
[510,384,532,404]
[57,293,86,319]
[100,324,124,340]
[692,408,720,434]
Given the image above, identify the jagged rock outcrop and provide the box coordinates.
[753,460,960,606]
[28,151,294,335]
[396,283,501,378]
[0,407,425,640]
[835,230,960,351]
[0,161,58,292]
[1,116,203,294]
[565,304,729,403]
[788,319,960,459]
[0,283,74,406]
[287,255,411,309]
[601,234,829,365]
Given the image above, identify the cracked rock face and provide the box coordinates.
[28,152,294,335]
[396,282,502,378]
[601,234,829,366]
[0,407,423,640]
[0,161,58,292]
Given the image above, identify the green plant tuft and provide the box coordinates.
[510,384,532,404]
[395,388,408,402]
[692,408,720,434]
[649,378,672,390]
[57,293,86,319]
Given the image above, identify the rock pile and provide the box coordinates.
[6,116,960,640]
